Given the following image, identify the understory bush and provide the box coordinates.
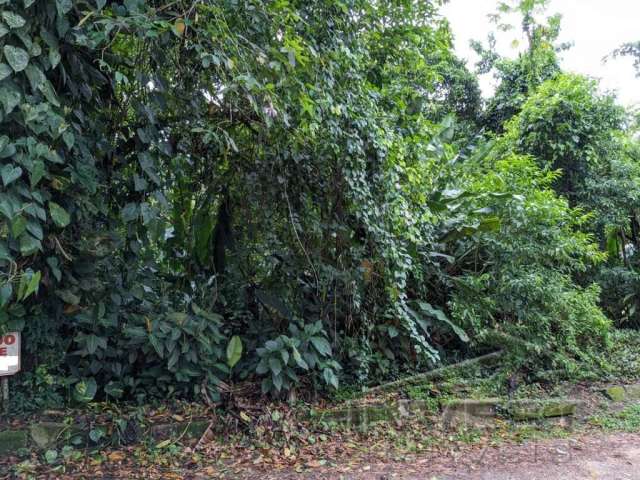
[450,151,611,371]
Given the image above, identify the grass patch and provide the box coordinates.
[589,404,640,432]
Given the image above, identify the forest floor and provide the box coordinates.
[4,379,640,479]
[229,431,640,479]
[4,332,640,478]
[6,426,639,479]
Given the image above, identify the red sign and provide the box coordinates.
[0,332,20,376]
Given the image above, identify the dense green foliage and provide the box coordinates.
[1,0,639,406]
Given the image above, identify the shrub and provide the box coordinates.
[449,151,611,371]
[255,321,341,396]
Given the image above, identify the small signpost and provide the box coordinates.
[0,332,20,412]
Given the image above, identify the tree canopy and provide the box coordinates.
[1,0,639,405]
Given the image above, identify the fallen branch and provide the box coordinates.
[195,421,216,450]
[362,350,504,396]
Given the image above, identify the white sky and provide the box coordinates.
[441,0,640,108]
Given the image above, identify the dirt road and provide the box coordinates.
[426,432,640,480]
[259,432,640,480]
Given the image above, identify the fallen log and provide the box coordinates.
[362,350,504,395]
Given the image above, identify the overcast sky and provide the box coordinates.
[441,0,640,108]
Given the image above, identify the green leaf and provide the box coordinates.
[121,202,139,222]
[133,174,148,192]
[86,334,99,355]
[49,201,70,227]
[26,220,43,240]
[478,216,501,232]
[89,427,106,443]
[0,63,11,81]
[46,256,62,282]
[29,160,45,187]
[272,373,283,392]
[138,152,160,185]
[44,449,58,464]
[166,311,188,325]
[40,79,60,107]
[155,439,172,449]
[167,348,179,370]
[226,335,243,368]
[104,382,124,399]
[255,359,269,375]
[0,242,10,260]
[148,334,164,358]
[323,368,339,389]
[0,85,20,114]
[268,357,282,376]
[1,164,22,186]
[191,303,222,322]
[25,64,46,92]
[11,215,26,238]
[19,234,40,255]
[73,378,97,403]
[140,202,156,225]
[310,336,332,356]
[0,283,12,308]
[417,301,469,343]
[56,0,73,15]
[22,270,41,300]
[62,131,75,149]
[280,349,290,365]
[292,348,308,370]
[1,11,26,29]
[49,46,61,69]
[3,45,29,72]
